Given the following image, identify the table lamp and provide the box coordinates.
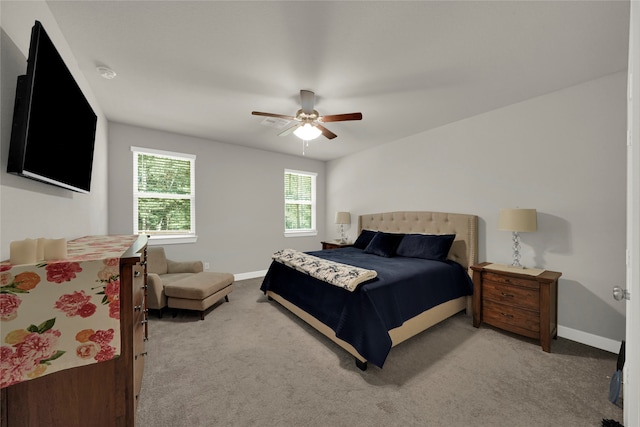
[498,208,537,268]
[335,212,351,243]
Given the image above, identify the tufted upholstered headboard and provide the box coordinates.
[358,211,478,275]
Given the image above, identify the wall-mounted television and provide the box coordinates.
[7,20,97,194]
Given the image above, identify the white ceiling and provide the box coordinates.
[45,0,629,161]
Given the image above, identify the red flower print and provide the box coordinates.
[1,271,13,287]
[86,328,117,362]
[0,265,11,272]
[108,300,120,320]
[103,258,119,267]
[1,348,29,388]
[45,262,82,283]
[89,329,114,346]
[0,346,13,361]
[0,294,21,321]
[95,345,116,362]
[77,303,97,318]
[104,280,120,302]
[0,326,62,388]
[15,330,60,365]
[54,291,93,317]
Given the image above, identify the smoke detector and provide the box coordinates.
[96,66,117,80]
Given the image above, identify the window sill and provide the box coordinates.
[146,235,198,245]
[284,230,318,238]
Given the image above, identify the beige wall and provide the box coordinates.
[1,1,109,260]
[107,122,325,276]
[326,72,627,350]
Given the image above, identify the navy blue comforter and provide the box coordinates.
[260,247,473,368]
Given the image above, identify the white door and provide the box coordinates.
[625,1,639,425]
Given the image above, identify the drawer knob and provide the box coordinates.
[141,319,148,325]
[134,271,141,278]
[134,351,148,360]
[500,292,514,298]
[134,305,142,311]
[501,312,514,319]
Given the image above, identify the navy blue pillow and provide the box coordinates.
[353,229,377,249]
[396,234,456,261]
[363,232,405,257]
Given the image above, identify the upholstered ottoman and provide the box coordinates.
[164,272,234,320]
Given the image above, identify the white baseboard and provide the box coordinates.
[558,325,622,354]
[234,270,268,281]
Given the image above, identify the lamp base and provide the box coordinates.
[510,231,526,269]
[339,224,347,244]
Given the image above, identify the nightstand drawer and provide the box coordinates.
[482,299,540,337]
[483,272,539,290]
[483,280,539,311]
[321,241,353,250]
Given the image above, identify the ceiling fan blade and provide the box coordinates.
[300,90,315,115]
[319,112,363,123]
[252,111,296,120]
[315,124,337,140]
[278,124,300,137]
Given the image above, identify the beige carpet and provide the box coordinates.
[136,278,624,427]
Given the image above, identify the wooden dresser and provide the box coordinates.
[1,235,148,427]
[471,262,561,352]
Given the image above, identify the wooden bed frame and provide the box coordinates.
[266,211,478,370]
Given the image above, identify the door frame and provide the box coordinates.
[625,1,639,424]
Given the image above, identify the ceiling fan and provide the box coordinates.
[252,90,362,140]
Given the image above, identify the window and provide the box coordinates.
[132,146,196,244]
[284,169,317,237]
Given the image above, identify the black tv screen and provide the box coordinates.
[7,20,97,194]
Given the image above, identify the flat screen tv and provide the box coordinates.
[7,20,97,194]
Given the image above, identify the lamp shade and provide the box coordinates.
[498,208,537,232]
[294,123,322,140]
[335,211,351,225]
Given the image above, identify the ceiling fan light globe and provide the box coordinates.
[294,123,322,140]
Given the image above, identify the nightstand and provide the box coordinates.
[321,241,353,250]
[471,262,562,352]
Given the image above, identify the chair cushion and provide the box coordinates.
[168,285,233,311]
[160,272,195,286]
[164,272,234,300]
[147,247,168,275]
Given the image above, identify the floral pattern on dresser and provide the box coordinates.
[0,235,139,388]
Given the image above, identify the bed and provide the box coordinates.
[260,211,478,370]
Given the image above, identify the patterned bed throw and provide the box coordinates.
[271,248,377,291]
